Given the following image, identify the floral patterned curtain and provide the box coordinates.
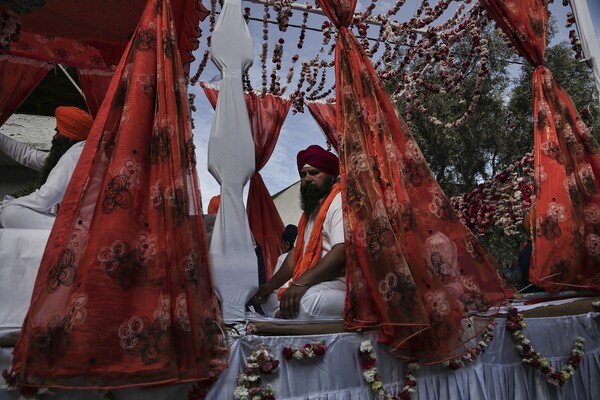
[306,100,339,152]
[0,55,51,126]
[77,67,116,118]
[480,0,600,291]
[202,85,289,278]
[11,0,227,389]
[315,0,511,362]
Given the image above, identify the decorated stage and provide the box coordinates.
[1,299,599,400]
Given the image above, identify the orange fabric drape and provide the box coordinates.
[0,55,51,126]
[306,101,339,152]
[480,0,600,291]
[202,85,289,278]
[11,0,227,389]
[77,68,116,118]
[315,0,511,362]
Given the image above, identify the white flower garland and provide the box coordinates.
[234,348,279,400]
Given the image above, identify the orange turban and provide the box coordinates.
[55,106,94,141]
[207,195,221,214]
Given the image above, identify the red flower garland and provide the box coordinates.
[359,340,419,399]
[506,307,585,387]
[282,341,327,360]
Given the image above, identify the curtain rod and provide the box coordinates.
[241,0,427,33]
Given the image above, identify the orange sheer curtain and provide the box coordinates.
[202,85,288,278]
[11,0,227,389]
[77,68,115,118]
[0,55,51,126]
[306,101,339,152]
[315,0,510,362]
[480,0,600,291]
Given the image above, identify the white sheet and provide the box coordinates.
[207,0,258,322]
[2,312,598,399]
[571,0,600,104]
[0,228,50,337]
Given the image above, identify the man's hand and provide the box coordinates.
[279,284,309,319]
[252,281,275,304]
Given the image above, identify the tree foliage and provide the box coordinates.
[394,34,599,199]
[391,26,599,268]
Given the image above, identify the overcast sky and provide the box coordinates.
[189,0,600,212]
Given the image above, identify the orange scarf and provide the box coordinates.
[278,183,340,299]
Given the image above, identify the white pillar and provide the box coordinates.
[207,0,257,322]
[571,0,600,106]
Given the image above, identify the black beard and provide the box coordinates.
[38,135,79,187]
[300,176,334,214]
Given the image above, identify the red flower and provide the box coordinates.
[569,355,581,364]
[313,344,326,356]
[282,347,294,360]
[448,361,462,370]
[19,385,38,397]
[404,380,417,387]
[551,372,562,380]
[248,387,261,395]
[399,392,412,399]
[260,359,279,375]
[541,366,552,374]
[362,359,376,370]
[581,107,590,117]
[507,321,520,331]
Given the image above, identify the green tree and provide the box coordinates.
[394,27,519,197]
[391,29,599,269]
[508,42,600,148]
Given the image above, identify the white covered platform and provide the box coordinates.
[1,301,599,399]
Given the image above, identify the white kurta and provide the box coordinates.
[263,192,346,320]
[0,133,48,171]
[0,141,85,229]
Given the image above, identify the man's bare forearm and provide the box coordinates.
[293,243,346,287]
[267,248,295,289]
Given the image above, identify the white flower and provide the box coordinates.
[233,386,250,400]
[363,368,377,383]
[360,340,373,353]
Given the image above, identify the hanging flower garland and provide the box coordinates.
[0,8,21,51]
[233,347,280,400]
[506,308,585,387]
[1,370,38,398]
[282,341,327,360]
[444,321,496,370]
[273,0,293,32]
[402,5,491,130]
[451,152,534,236]
[564,1,583,60]
[359,340,419,400]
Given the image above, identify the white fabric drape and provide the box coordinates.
[207,0,257,322]
[1,312,600,399]
[571,0,600,104]
[0,229,50,337]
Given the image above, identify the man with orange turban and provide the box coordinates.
[253,145,346,320]
[0,106,94,229]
